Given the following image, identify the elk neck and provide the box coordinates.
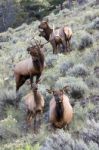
[55,97,64,122]
[44,25,53,41]
[32,51,44,72]
[33,90,41,106]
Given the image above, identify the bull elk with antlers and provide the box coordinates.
[14,40,45,107]
[38,19,72,54]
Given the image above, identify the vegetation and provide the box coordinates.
[0,0,99,149]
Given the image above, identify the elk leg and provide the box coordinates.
[33,112,41,133]
[63,125,67,131]
[26,111,33,130]
[62,40,67,54]
[36,73,41,83]
[26,110,31,122]
[67,40,69,51]
[33,116,37,133]
[15,91,19,109]
[58,44,61,53]
[51,123,57,133]
[16,75,28,108]
[37,112,42,129]
[39,112,43,126]
[56,44,59,54]
[30,75,33,88]
[67,124,70,130]
[15,74,21,108]
[36,113,40,130]
[68,39,72,52]
[51,41,57,54]
[16,75,27,91]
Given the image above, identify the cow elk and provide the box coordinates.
[38,19,72,54]
[47,86,73,129]
[24,83,45,132]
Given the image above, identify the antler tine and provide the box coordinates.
[30,41,34,46]
[26,37,33,47]
[39,40,42,47]
[32,37,40,49]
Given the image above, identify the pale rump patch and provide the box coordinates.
[64,27,72,39]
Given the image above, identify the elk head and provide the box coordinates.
[38,19,49,30]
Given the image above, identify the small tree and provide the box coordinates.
[0,0,18,32]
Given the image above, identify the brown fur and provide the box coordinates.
[14,44,45,107]
[14,45,44,91]
[38,20,72,54]
[47,88,73,129]
[24,83,45,131]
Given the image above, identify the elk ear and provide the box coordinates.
[63,86,70,93]
[46,88,55,94]
[46,89,52,94]
[60,89,64,94]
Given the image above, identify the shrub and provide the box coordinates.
[45,55,57,68]
[85,75,99,89]
[94,66,99,78]
[0,115,20,143]
[71,104,87,131]
[0,32,11,42]
[0,88,16,106]
[84,13,97,24]
[92,17,99,30]
[73,30,94,51]
[67,64,88,78]
[82,50,99,66]
[55,77,89,99]
[71,37,79,51]
[41,131,89,150]
[80,120,99,145]
[0,88,17,120]
[43,67,60,87]
[86,17,99,31]
[60,60,74,76]
[78,33,93,50]
[88,141,99,150]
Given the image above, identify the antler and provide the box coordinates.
[32,37,40,49]
[26,37,34,47]
[30,41,34,47]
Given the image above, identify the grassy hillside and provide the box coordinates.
[0,0,99,149]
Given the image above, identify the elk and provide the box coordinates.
[24,83,45,131]
[14,41,45,107]
[38,19,72,54]
[47,86,73,129]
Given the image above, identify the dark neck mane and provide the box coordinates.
[55,98,64,122]
[32,49,44,72]
[44,25,53,41]
[33,91,41,106]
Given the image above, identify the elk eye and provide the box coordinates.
[54,94,58,97]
